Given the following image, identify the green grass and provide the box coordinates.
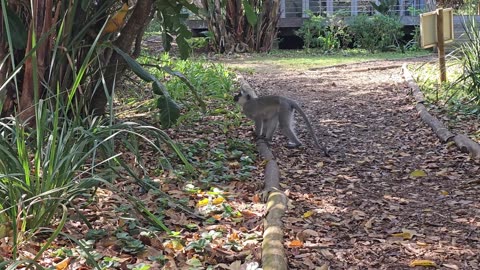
[412,59,480,114]
[217,49,432,72]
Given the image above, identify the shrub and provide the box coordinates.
[349,14,404,52]
[297,12,351,52]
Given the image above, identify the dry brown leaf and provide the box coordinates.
[316,263,329,270]
[364,217,375,229]
[442,263,460,269]
[319,249,335,259]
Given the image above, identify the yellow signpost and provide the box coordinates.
[420,8,454,83]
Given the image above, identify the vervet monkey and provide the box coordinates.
[234,91,329,156]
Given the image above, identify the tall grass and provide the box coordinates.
[455,16,480,104]
[0,90,191,264]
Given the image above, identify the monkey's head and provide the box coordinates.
[234,91,251,105]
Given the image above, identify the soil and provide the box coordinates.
[241,59,480,269]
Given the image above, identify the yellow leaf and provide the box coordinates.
[416,241,428,246]
[288,239,303,248]
[303,211,314,218]
[55,258,71,270]
[409,259,437,267]
[392,229,417,240]
[392,231,412,239]
[212,197,225,205]
[102,3,129,35]
[197,198,209,207]
[410,169,427,178]
[164,240,184,251]
[440,190,449,195]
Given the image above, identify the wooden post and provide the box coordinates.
[436,8,447,83]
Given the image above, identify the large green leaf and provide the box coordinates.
[113,47,180,127]
[242,0,258,26]
[156,94,180,129]
[155,0,197,59]
[3,5,27,49]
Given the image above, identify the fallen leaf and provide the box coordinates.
[392,228,418,240]
[442,263,460,269]
[55,258,71,270]
[212,197,225,205]
[303,211,314,218]
[316,263,329,270]
[409,259,437,267]
[364,217,375,229]
[416,241,428,246]
[197,198,209,207]
[319,249,335,259]
[410,169,427,178]
[288,239,303,248]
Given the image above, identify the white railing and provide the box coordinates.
[280,0,433,18]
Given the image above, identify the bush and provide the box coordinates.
[349,14,404,52]
[297,12,351,52]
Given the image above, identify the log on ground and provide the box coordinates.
[453,134,480,159]
[415,103,454,142]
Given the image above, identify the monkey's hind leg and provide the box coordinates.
[263,116,278,142]
[279,109,302,148]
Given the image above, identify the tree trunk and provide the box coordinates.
[18,0,54,126]
[202,0,280,53]
[89,0,155,115]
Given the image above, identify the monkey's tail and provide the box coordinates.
[292,102,330,157]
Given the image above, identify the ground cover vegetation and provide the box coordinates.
[0,0,264,268]
[1,0,479,269]
[411,15,480,144]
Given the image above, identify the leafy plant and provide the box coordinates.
[349,14,404,52]
[297,11,351,51]
[454,16,480,104]
[407,6,426,16]
[370,0,398,15]
[143,53,235,113]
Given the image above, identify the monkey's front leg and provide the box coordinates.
[254,120,266,139]
[254,120,272,145]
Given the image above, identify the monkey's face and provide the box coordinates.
[234,91,250,105]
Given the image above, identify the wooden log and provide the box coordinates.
[453,134,480,159]
[256,140,288,270]
[402,63,425,103]
[415,103,454,142]
[262,190,288,270]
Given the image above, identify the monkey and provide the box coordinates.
[234,90,329,156]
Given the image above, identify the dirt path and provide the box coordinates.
[243,60,480,269]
